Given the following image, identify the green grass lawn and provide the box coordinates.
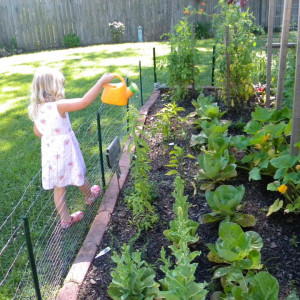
[0,39,216,299]
[0,40,215,219]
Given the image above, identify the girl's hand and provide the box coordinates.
[99,73,115,85]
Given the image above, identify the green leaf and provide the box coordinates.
[270,155,297,169]
[233,213,257,227]
[274,168,285,180]
[249,271,279,300]
[165,170,179,176]
[249,167,261,181]
[264,122,286,138]
[251,106,272,122]
[247,231,263,251]
[283,172,300,184]
[201,213,224,224]
[267,182,280,191]
[244,120,262,134]
[213,266,232,279]
[266,199,283,216]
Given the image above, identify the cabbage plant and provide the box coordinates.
[202,184,256,227]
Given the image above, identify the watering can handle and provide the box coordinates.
[112,74,126,84]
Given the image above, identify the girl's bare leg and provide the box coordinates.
[54,187,71,223]
[79,179,92,198]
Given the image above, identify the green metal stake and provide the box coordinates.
[153,47,157,83]
[211,45,216,86]
[139,60,143,106]
[23,217,42,300]
[126,77,129,133]
[97,111,106,187]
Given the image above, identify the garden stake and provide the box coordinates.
[290,2,300,155]
[139,60,143,106]
[266,0,275,108]
[23,217,42,300]
[211,45,216,86]
[276,0,293,110]
[126,77,130,133]
[153,47,157,83]
[97,110,106,187]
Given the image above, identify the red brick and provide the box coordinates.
[57,282,79,300]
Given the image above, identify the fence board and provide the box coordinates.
[0,0,299,51]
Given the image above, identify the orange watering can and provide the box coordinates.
[101,74,138,106]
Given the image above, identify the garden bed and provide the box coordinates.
[77,90,300,300]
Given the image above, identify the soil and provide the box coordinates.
[77,89,300,300]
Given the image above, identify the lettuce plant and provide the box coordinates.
[212,270,279,300]
[208,222,279,300]
[196,149,237,190]
[163,176,199,246]
[191,93,226,128]
[202,185,256,227]
[207,222,263,267]
[158,243,208,300]
[159,177,208,299]
[108,244,159,300]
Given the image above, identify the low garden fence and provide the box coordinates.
[0,53,158,300]
[0,45,217,299]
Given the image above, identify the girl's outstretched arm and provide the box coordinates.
[57,73,115,115]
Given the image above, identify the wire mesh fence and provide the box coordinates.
[0,57,156,299]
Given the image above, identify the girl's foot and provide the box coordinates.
[61,211,84,229]
[85,185,101,205]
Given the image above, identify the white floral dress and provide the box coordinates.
[35,102,86,190]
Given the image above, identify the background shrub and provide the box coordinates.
[194,22,213,40]
[62,33,81,48]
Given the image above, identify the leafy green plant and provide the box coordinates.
[160,10,199,101]
[159,176,207,299]
[194,21,213,40]
[232,106,292,179]
[109,21,125,43]
[163,176,199,246]
[213,0,257,107]
[125,105,158,230]
[165,145,186,176]
[266,153,300,215]
[202,185,256,227]
[10,36,17,54]
[196,148,237,190]
[62,33,81,48]
[191,93,226,128]
[108,244,159,300]
[207,222,263,268]
[212,270,279,300]
[152,102,185,142]
[230,105,300,214]
[158,243,208,300]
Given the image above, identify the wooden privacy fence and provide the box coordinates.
[0,0,299,51]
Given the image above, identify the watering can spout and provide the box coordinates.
[101,74,138,106]
[126,83,139,99]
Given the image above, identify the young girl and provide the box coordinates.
[28,67,115,229]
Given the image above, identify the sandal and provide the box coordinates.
[85,185,101,205]
[61,211,84,229]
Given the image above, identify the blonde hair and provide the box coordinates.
[28,67,65,121]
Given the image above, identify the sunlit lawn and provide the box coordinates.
[0,40,215,217]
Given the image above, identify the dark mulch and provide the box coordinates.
[77,90,300,300]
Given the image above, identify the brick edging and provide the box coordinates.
[56,90,160,300]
